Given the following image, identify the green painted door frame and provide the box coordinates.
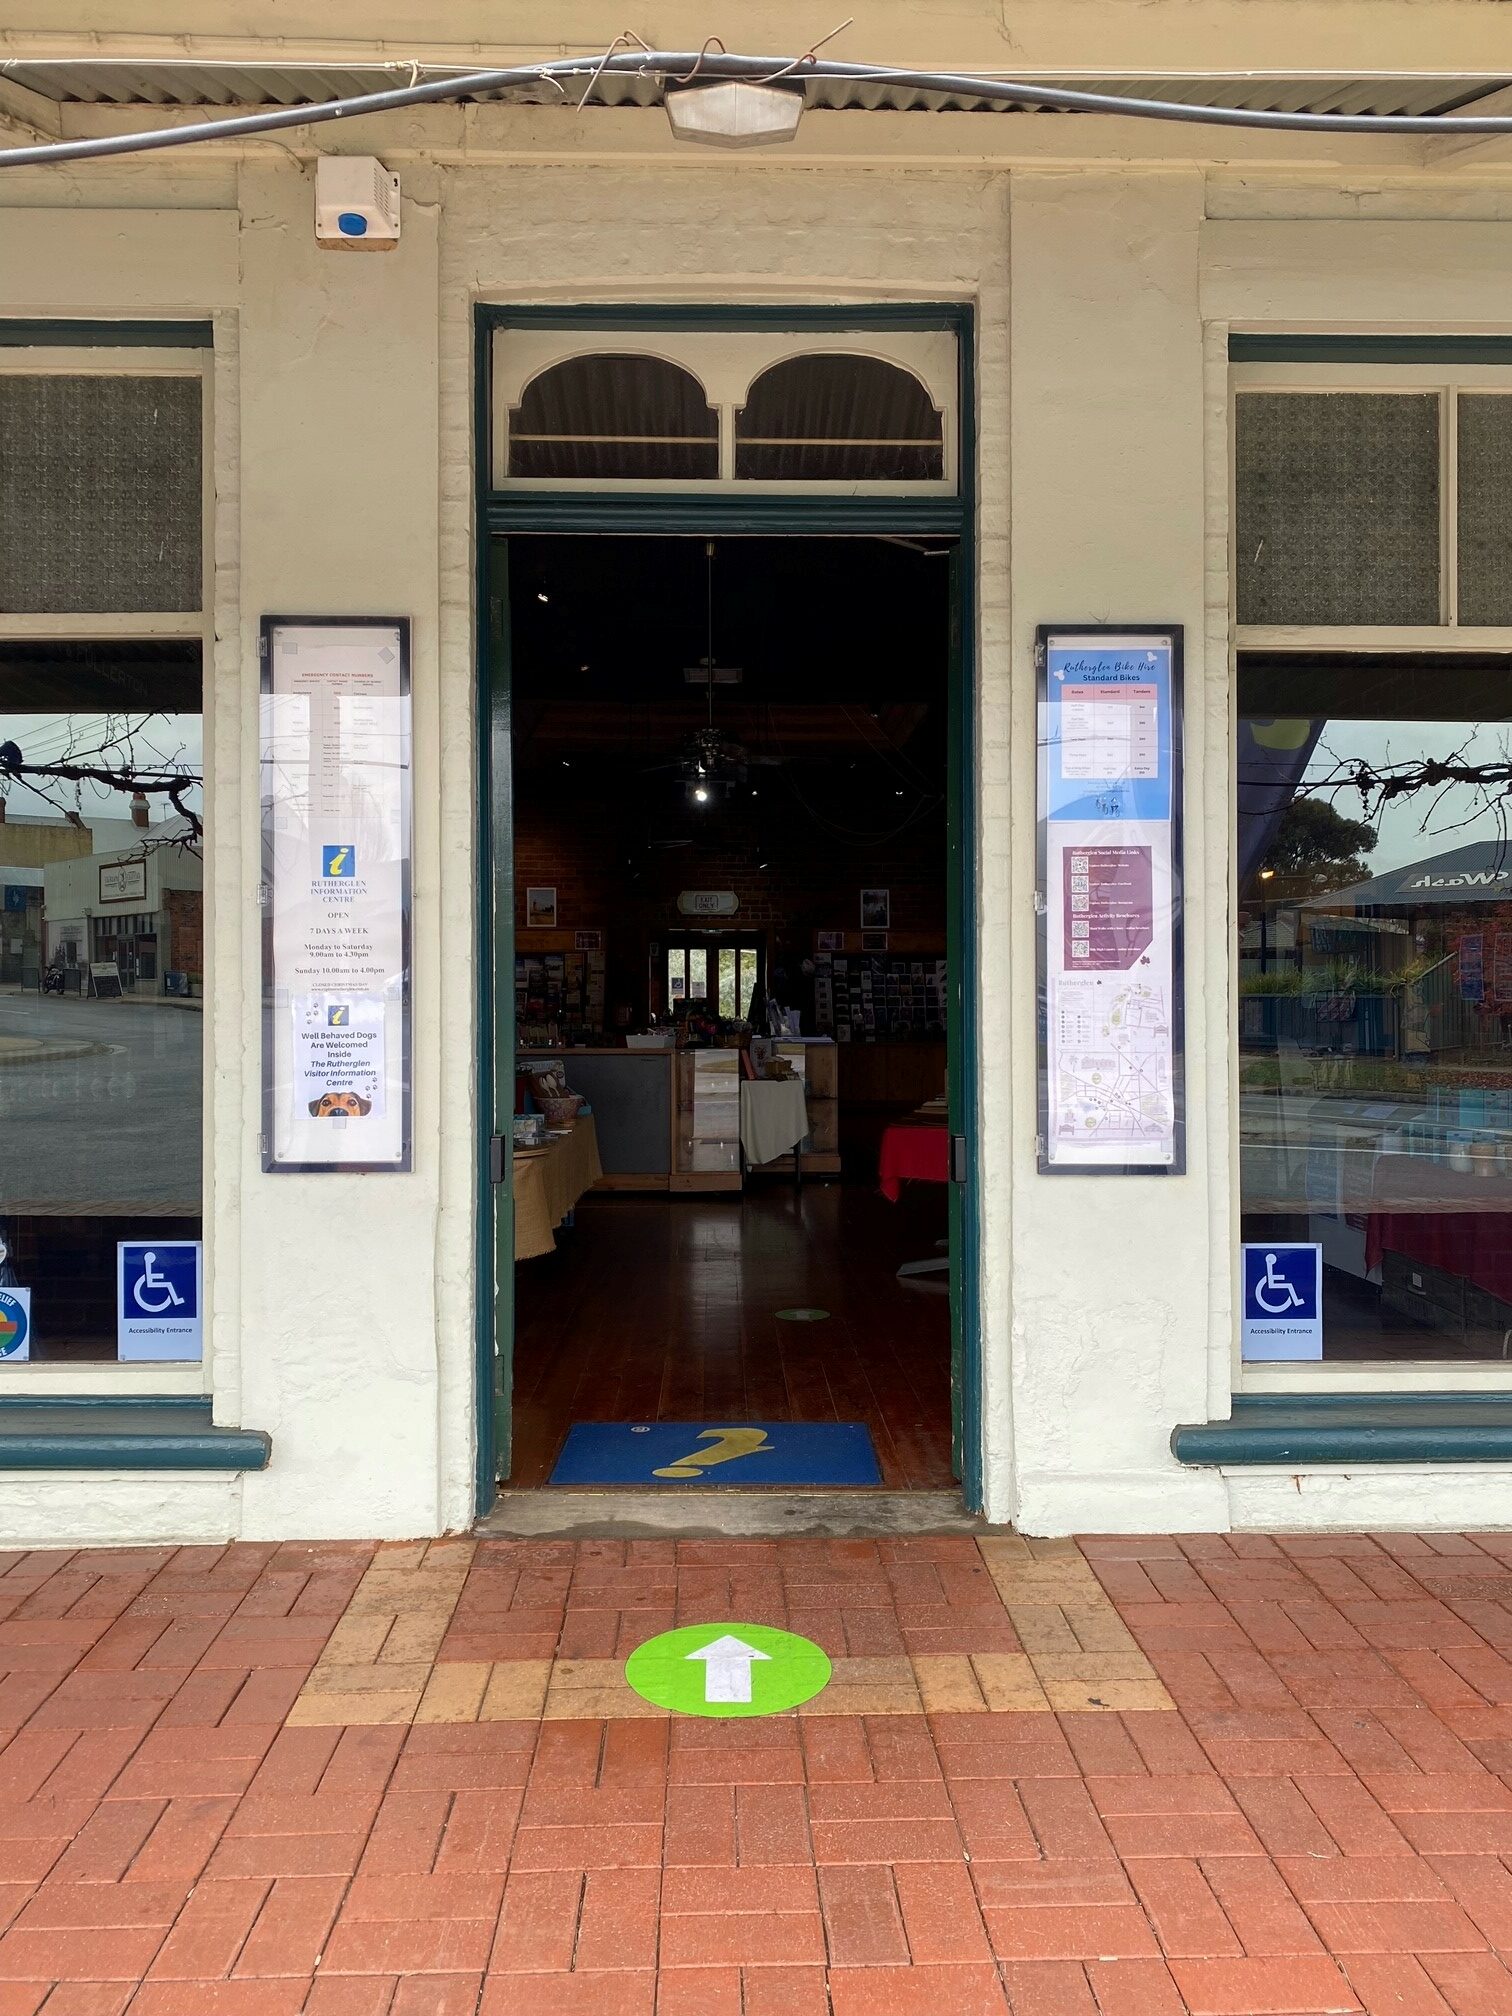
[473,303,983,1514]
[483,537,515,1477]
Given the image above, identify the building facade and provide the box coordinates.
[2,0,1512,1544]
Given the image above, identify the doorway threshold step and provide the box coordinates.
[479,1488,985,1541]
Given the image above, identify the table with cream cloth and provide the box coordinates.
[514,1115,603,1260]
[739,1075,810,1168]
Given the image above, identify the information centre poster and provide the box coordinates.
[1037,628,1184,1174]
[260,618,412,1172]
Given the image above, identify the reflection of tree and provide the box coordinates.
[1260,798,1378,899]
[1302,735,1512,852]
[0,715,201,849]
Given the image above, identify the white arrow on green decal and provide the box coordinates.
[624,1621,831,1718]
[686,1633,771,1704]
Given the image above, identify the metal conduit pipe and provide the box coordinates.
[1,49,1512,168]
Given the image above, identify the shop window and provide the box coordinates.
[1235,393,1441,627]
[0,375,202,613]
[734,354,945,482]
[506,355,718,481]
[0,633,204,1365]
[1236,655,1512,1366]
[1456,396,1512,626]
[0,350,208,1368]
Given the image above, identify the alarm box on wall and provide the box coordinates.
[314,157,401,249]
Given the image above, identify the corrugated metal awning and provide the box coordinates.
[2,60,1509,121]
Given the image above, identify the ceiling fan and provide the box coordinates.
[649,541,751,806]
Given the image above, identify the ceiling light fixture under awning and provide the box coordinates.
[664,79,805,148]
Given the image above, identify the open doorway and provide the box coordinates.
[496,533,963,1491]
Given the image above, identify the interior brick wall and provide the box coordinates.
[513,775,945,1018]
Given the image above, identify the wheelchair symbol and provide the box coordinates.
[1253,1251,1305,1316]
[133,1252,186,1316]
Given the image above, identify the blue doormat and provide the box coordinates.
[548,1421,881,1487]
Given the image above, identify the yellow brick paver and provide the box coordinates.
[288,1533,1178,1724]
[414,1661,492,1723]
[912,1655,988,1714]
[480,1659,552,1720]
[972,1651,1053,1713]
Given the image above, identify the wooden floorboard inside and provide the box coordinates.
[510,1180,954,1490]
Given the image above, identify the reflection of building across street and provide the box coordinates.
[1315,839,1512,909]
[43,823,201,997]
[0,805,202,993]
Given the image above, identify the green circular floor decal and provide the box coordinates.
[774,1307,829,1322]
[625,1622,831,1718]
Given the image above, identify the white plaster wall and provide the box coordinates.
[1008,174,1230,1535]
[1227,1469,1512,1530]
[0,1474,243,1549]
[232,161,459,1538]
[1201,218,1512,324]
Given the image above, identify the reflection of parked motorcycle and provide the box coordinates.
[41,965,65,996]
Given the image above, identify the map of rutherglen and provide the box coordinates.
[1054,978,1173,1150]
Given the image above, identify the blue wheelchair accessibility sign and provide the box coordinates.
[117,1242,203,1362]
[1241,1242,1323,1361]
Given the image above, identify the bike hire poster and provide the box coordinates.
[261,620,412,1172]
[1040,631,1182,1172]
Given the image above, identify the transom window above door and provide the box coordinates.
[507,355,718,482]
[492,328,957,493]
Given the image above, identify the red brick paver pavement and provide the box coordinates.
[2,1532,1512,2010]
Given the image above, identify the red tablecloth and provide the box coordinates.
[1362,1159,1512,1306]
[1365,1211,1512,1307]
[879,1122,950,1203]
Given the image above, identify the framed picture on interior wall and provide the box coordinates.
[574,929,603,951]
[862,931,889,953]
[526,887,558,929]
[860,889,890,929]
[816,930,844,952]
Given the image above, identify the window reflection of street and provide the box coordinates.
[1239,682,1512,1363]
[0,990,200,1213]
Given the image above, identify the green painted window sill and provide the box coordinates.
[1173,1392,1512,1467]
[0,1398,269,1471]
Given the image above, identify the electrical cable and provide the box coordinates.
[3,50,1512,169]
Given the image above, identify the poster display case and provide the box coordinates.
[1036,625,1185,1175]
[260,617,413,1173]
